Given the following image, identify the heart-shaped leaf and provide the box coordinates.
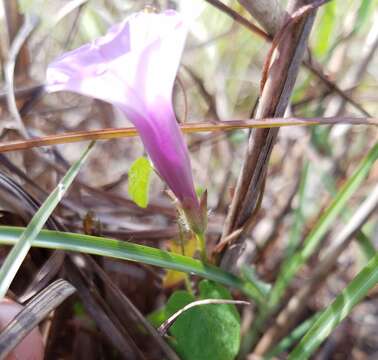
[165,280,241,360]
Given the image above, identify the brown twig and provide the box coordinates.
[0,117,375,154]
[204,0,271,41]
[204,0,370,117]
[304,58,371,117]
[260,0,331,92]
[219,0,325,272]
[182,65,220,122]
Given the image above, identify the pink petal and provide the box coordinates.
[45,10,199,208]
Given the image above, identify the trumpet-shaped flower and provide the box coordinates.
[45,10,201,220]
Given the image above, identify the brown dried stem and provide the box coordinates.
[0,117,375,154]
[219,0,322,272]
[204,0,370,117]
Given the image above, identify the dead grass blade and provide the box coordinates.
[0,172,148,358]
[4,14,39,137]
[18,251,65,303]
[0,117,375,153]
[64,255,146,360]
[0,171,60,230]
[86,256,180,360]
[0,279,75,360]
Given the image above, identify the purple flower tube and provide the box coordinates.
[46,10,204,231]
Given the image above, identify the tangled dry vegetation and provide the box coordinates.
[0,0,377,359]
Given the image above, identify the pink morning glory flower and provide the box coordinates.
[45,10,202,225]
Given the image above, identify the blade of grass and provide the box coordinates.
[325,174,377,262]
[320,169,377,262]
[314,1,336,58]
[354,0,374,34]
[268,142,378,309]
[284,161,309,259]
[0,141,94,299]
[230,142,378,355]
[0,226,265,304]
[254,182,378,356]
[288,251,378,359]
[265,313,320,359]
[356,231,376,261]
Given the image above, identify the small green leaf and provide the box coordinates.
[166,280,241,360]
[128,157,152,208]
[195,186,205,198]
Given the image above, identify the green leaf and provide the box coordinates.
[148,307,167,328]
[288,252,378,360]
[285,161,309,258]
[128,156,152,208]
[0,226,263,301]
[166,280,240,360]
[0,142,94,299]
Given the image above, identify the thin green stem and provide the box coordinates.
[196,231,208,263]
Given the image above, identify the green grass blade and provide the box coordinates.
[285,161,309,259]
[314,1,336,58]
[320,163,376,262]
[268,142,378,308]
[265,313,320,359]
[288,252,378,360]
[0,226,265,303]
[356,231,376,261]
[0,142,95,299]
[354,0,374,34]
